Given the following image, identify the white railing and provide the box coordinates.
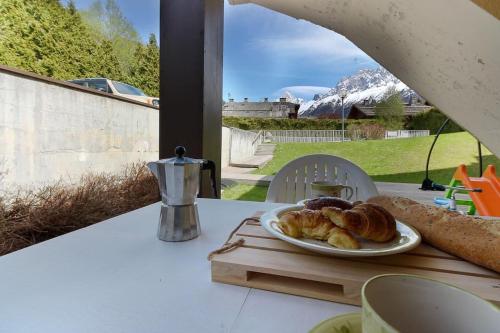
[264,130,347,143]
[262,129,430,143]
[252,130,264,146]
[385,130,430,139]
[228,127,262,163]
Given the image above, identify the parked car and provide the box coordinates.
[69,78,159,107]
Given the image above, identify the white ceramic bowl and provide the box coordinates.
[362,274,500,333]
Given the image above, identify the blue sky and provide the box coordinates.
[70,0,378,101]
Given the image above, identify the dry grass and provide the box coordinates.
[0,163,159,256]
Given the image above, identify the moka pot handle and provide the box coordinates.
[201,160,219,199]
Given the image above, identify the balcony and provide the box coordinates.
[0,1,499,332]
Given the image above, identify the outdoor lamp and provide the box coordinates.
[340,89,348,142]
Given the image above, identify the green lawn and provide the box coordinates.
[222,132,500,202]
[222,184,268,202]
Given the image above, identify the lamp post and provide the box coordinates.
[340,90,347,142]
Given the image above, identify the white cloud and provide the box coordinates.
[275,86,331,97]
[273,86,334,102]
[251,24,371,61]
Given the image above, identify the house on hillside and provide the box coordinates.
[348,94,432,119]
[222,97,299,118]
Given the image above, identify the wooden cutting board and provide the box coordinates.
[210,213,500,306]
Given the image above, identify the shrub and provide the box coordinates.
[406,108,463,134]
[348,123,386,140]
[0,163,159,255]
[222,117,341,130]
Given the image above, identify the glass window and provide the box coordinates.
[111,81,146,96]
[71,79,111,93]
[70,79,88,87]
[87,79,111,93]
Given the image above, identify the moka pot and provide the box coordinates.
[147,146,217,241]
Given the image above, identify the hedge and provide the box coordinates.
[222,117,381,131]
[224,109,465,134]
[406,108,463,134]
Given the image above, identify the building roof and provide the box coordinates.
[223,101,297,112]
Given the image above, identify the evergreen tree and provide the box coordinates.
[0,0,157,95]
[127,34,159,96]
[94,40,123,80]
[67,0,77,15]
[0,0,124,81]
[0,0,48,74]
[375,87,405,130]
[61,0,114,79]
[144,34,160,96]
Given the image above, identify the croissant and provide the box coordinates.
[322,203,396,242]
[278,209,359,249]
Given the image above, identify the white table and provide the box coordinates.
[0,199,358,333]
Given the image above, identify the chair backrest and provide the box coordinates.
[266,154,378,203]
[454,164,500,216]
[483,165,500,193]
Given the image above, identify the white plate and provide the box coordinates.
[260,205,421,257]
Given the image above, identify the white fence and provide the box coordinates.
[265,130,346,143]
[262,129,429,143]
[385,130,430,139]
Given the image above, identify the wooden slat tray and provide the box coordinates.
[211,213,500,306]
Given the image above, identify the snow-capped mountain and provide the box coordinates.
[299,67,416,117]
[280,91,304,104]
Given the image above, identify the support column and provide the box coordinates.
[160,0,224,197]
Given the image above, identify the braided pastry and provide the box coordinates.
[322,203,396,242]
[278,210,359,249]
[304,197,354,211]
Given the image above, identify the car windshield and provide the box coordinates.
[71,79,111,93]
[112,81,146,96]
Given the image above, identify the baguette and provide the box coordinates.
[367,195,500,272]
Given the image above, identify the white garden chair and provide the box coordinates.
[266,154,378,203]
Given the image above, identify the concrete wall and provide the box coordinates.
[228,127,260,163]
[0,66,262,188]
[221,127,231,168]
[0,67,159,188]
[220,127,261,167]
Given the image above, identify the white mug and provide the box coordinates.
[361,274,500,333]
[310,181,354,200]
